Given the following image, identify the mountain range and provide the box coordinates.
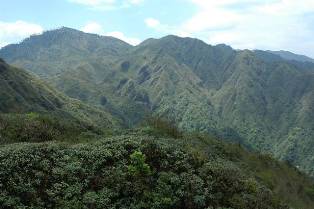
[1,27,314,177]
[1,27,314,208]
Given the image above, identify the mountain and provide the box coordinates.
[1,28,314,177]
[0,57,62,113]
[0,58,119,143]
[0,59,313,208]
[0,27,131,77]
[1,28,314,209]
[267,50,314,63]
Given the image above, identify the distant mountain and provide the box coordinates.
[0,27,132,77]
[267,50,314,63]
[1,28,314,177]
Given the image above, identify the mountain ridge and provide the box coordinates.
[267,50,314,63]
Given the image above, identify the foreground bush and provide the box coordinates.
[0,134,288,209]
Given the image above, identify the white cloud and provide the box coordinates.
[0,20,43,48]
[68,0,143,10]
[183,0,314,53]
[145,18,160,28]
[80,22,141,45]
[144,18,191,38]
[143,0,314,57]
[106,31,141,45]
[81,22,104,34]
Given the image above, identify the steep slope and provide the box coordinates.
[0,28,137,124]
[0,58,119,134]
[0,58,62,112]
[1,29,314,176]
[132,38,314,175]
[138,35,236,89]
[211,51,314,165]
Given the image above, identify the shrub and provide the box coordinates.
[128,151,151,177]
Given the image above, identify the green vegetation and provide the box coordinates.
[0,58,119,131]
[142,116,182,138]
[0,120,314,209]
[0,132,299,209]
[0,113,105,144]
[128,151,151,176]
[267,50,314,63]
[0,28,314,208]
[1,29,314,176]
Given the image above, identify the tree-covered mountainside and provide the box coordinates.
[1,28,314,177]
[0,27,131,77]
[0,58,120,136]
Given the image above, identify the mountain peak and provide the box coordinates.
[140,35,234,53]
[0,26,132,67]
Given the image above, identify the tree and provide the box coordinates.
[128,151,151,177]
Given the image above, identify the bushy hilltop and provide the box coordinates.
[1,28,314,176]
[1,124,314,209]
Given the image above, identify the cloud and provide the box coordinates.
[80,22,141,45]
[0,20,43,48]
[144,18,190,38]
[106,31,141,45]
[144,0,314,57]
[81,22,104,34]
[184,0,314,55]
[145,18,160,28]
[68,0,144,10]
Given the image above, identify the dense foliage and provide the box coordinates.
[0,58,119,131]
[0,114,313,208]
[0,113,105,144]
[0,133,293,209]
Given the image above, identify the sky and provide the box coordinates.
[1,0,314,57]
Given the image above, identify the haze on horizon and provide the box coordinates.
[1,0,314,58]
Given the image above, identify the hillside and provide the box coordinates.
[0,59,120,143]
[0,57,62,113]
[1,29,314,177]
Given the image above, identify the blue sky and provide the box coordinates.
[1,0,314,57]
